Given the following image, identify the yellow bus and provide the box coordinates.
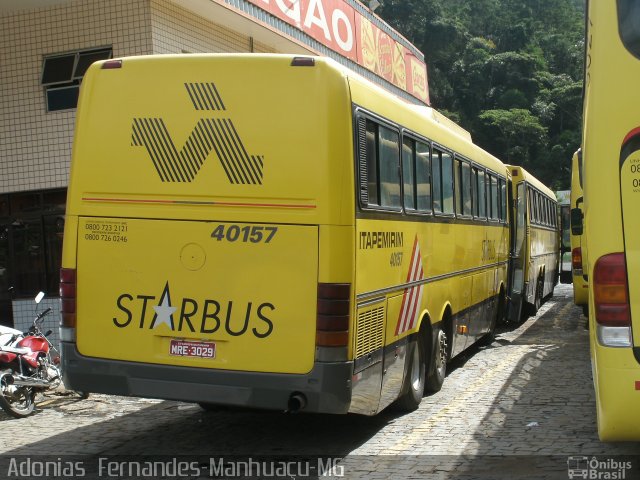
[506,166,559,322]
[556,189,571,284]
[581,0,640,440]
[569,149,588,315]
[60,54,510,414]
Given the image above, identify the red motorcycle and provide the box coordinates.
[0,292,61,418]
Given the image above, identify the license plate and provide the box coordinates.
[169,340,216,359]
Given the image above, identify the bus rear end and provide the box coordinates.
[583,0,640,440]
[60,54,356,413]
[569,150,588,312]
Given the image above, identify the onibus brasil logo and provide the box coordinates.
[567,456,632,479]
[131,82,264,185]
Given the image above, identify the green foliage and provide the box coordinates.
[477,109,547,165]
[376,0,585,189]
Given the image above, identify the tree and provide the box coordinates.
[374,0,584,188]
[477,109,548,166]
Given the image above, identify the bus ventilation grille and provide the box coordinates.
[355,307,385,358]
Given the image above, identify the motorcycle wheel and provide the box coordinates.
[0,377,35,418]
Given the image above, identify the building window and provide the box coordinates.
[0,189,66,300]
[41,47,112,112]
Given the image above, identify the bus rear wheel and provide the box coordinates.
[534,277,544,313]
[425,327,447,393]
[393,334,426,412]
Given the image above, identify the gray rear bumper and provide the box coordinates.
[62,342,353,414]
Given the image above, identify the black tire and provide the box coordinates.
[425,326,447,393]
[481,291,503,346]
[527,278,543,316]
[393,335,426,411]
[0,377,35,418]
[76,391,90,400]
[534,278,543,313]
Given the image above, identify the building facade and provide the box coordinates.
[0,0,428,335]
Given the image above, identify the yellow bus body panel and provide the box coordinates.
[349,75,509,349]
[591,344,640,441]
[76,218,318,373]
[66,54,356,374]
[569,151,588,306]
[583,0,640,440]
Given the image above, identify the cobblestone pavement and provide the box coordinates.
[0,285,638,479]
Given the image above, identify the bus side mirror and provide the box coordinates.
[571,208,583,236]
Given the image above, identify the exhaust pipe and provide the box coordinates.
[0,372,14,385]
[10,376,51,388]
[287,393,307,413]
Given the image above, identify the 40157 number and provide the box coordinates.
[211,225,278,244]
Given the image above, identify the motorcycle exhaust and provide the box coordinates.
[0,372,14,385]
[10,375,52,388]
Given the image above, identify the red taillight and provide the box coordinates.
[60,268,77,328]
[101,59,122,69]
[593,253,630,326]
[291,57,316,67]
[572,247,582,270]
[316,283,350,347]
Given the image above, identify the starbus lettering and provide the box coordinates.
[113,282,274,338]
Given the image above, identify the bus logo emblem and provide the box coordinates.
[131,83,264,185]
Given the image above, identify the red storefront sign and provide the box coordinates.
[246,0,430,104]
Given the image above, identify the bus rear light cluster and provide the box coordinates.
[572,247,583,275]
[59,268,77,330]
[101,59,122,69]
[593,253,632,347]
[316,283,350,347]
[291,57,315,67]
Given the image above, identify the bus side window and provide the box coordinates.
[537,193,542,225]
[416,140,431,212]
[477,169,487,219]
[537,193,542,224]
[547,198,552,225]
[364,119,378,206]
[499,178,507,222]
[432,149,442,213]
[358,117,401,210]
[441,151,454,214]
[490,174,499,220]
[455,158,463,216]
[379,126,401,208]
[402,137,416,211]
[461,161,472,216]
[471,167,478,217]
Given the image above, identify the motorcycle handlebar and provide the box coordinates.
[36,307,52,321]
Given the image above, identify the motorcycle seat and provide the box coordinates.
[0,345,30,355]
